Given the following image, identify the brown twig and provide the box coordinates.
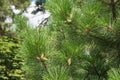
[110,0,117,20]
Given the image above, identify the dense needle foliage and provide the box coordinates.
[1,0,120,80]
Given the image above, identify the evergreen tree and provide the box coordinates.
[0,1,29,80]
[16,0,120,80]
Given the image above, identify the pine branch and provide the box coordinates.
[41,60,48,72]
[88,33,107,42]
[36,56,48,72]
[57,29,66,39]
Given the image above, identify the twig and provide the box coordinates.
[38,17,49,27]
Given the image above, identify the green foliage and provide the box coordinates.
[46,0,74,22]
[10,0,120,80]
[14,15,28,31]
[19,27,50,80]
[45,0,120,80]
[42,66,72,80]
[108,67,120,80]
[0,36,24,80]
